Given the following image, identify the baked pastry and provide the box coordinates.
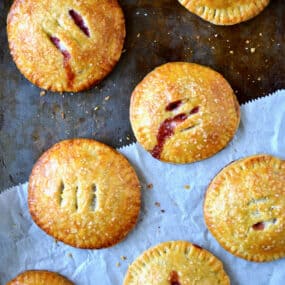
[130,62,240,164]
[7,0,125,92]
[28,139,140,249]
[123,241,230,284]
[178,0,270,25]
[204,154,285,262]
[7,270,73,285]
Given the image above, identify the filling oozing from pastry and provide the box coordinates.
[252,222,265,231]
[192,243,203,249]
[151,104,200,159]
[252,218,277,231]
[165,100,182,111]
[50,36,75,88]
[69,9,90,37]
[169,271,181,285]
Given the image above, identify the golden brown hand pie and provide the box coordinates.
[130,62,240,164]
[7,0,125,92]
[124,241,230,285]
[28,139,141,249]
[7,270,73,285]
[178,0,270,25]
[204,154,285,262]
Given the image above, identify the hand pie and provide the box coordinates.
[28,139,141,249]
[7,0,125,92]
[124,241,230,284]
[204,154,285,262]
[178,0,270,25]
[130,62,240,164]
[7,270,73,285]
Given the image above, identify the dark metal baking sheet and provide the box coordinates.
[0,0,284,191]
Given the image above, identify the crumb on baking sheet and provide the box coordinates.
[250,47,256,53]
[105,96,110,101]
[184,185,191,190]
[61,112,65,119]
[116,262,121,267]
[67,252,73,258]
[155,202,160,207]
[137,33,141,38]
[121,256,127,261]
[147,183,153,189]
[229,50,234,54]
[40,90,46,97]
[94,106,100,111]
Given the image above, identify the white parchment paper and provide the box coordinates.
[0,90,285,285]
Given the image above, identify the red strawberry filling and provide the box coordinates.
[69,9,90,37]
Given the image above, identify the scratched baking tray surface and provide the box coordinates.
[0,0,284,191]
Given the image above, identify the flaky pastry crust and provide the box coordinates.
[130,62,240,164]
[178,0,270,25]
[7,270,73,285]
[124,241,230,285]
[7,0,125,92]
[204,154,285,262]
[28,139,141,249]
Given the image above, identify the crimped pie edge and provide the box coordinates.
[28,138,141,249]
[204,154,285,262]
[123,240,230,284]
[178,0,270,25]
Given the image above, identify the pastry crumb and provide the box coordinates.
[94,106,100,111]
[184,185,191,190]
[116,262,121,267]
[250,48,256,53]
[229,50,234,54]
[121,256,127,261]
[67,252,73,258]
[257,77,261,81]
[61,112,65,119]
[147,183,153,189]
[137,33,141,38]
[245,40,250,44]
[40,90,46,97]
[105,96,110,101]
[155,202,161,207]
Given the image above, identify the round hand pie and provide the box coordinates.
[7,0,125,92]
[124,241,230,285]
[130,62,240,164]
[28,139,141,249]
[7,270,73,285]
[178,0,270,25]
[204,154,285,262]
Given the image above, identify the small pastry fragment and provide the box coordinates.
[204,154,285,262]
[7,270,73,285]
[7,0,125,92]
[124,241,230,284]
[130,62,240,164]
[178,0,270,25]
[28,139,141,249]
